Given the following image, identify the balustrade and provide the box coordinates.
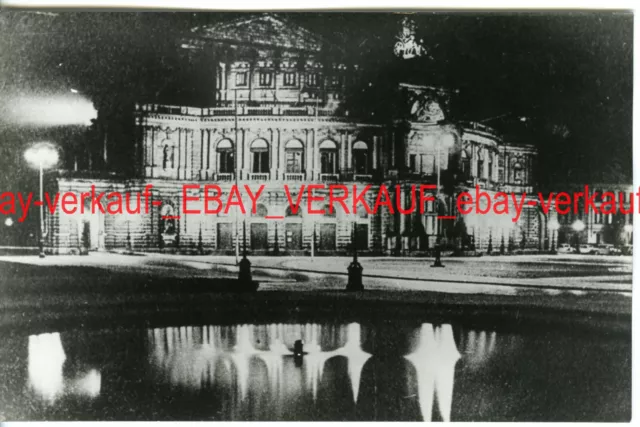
[284,173,305,181]
[249,173,270,181]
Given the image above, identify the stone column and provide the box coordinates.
[243,129,251,178]
[339,132,346,171]
[176,128,182,179]
[210,131,216,177]
[347,133,354,172]
[389,131,398,168]
[236,128,243,180]
[270,129,277,179]
[482,148,489,180]
[469,143,476,178]
[278,130,285,180]
[186,129,192,180]
[199,129,204,173]
[404,134,410,171]
[305,130,312,175]
[206,130,211,171]
[313,129,319,180]
[142,125,148,168]
[372,136,378,172]
[150,127,155,178]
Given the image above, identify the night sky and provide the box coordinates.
[0,10,634,241]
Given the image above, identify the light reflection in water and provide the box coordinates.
[404,323,461,422]
[27,332,102,404]
[147,323,501,421]
[28,333,66,403]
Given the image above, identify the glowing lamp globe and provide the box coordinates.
[571,219,585,232]
[24,142,59,169]
[547,218,560,231]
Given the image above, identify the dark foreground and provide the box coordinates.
[0,259,632,421]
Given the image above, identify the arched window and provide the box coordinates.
[460,149,471,179]
[217,139,234,173]
[352,141,369,174]
[251,139,269,173]
[162,144,175,169]
[319,140,338,174]
[477,150,485,179]
[285,139,304,173]
[513,162,523,184]
[160,205,176,235]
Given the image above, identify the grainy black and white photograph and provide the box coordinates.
[0,7,634,422]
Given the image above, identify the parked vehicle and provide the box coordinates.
[592,244,620,255]
[579,244,595,254]
[622,245,633,256]
[557,243,575,253]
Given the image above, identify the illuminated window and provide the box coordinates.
[285,139,304,173]
[319,140,338,174]
[284,72,296,86]
[236,72,247,87]
[258,71,272,87]
[216,139,234,174]
[513,162,523,184]
[352,141,369,174]
[306,73,318,87]
[250,139,269,173]
[460,150,471,179]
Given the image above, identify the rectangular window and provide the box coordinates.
[259,71,273,87]
[286,150,303,173]
[409,154,417,173]
[284,72,296,86]
[236,72,247,87]
[424,154,435,175]
[252,151,269,173]
[331,74,341,87]
[219,151,234,174]
[320,151,337,174]
[306,73,318,87]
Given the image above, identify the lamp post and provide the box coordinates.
[548,218,560,253]
[25,142,59,258]
[346,217,364,291]
[623,224,633,245]
[571,219,585,254]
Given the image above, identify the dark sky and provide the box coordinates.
[0,10,634,188]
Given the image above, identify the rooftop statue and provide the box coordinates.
[394,17,427,60]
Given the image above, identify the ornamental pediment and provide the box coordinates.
[190,14,326,53]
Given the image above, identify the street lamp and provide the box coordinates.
[547,218,560,253]
[5,217,14,227]
[346,214,364,291]
[24,142,59,258]
[571,219,585,254]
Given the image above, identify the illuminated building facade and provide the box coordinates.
[46,14,541,255]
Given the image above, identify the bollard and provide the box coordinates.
[431,245,444,268]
